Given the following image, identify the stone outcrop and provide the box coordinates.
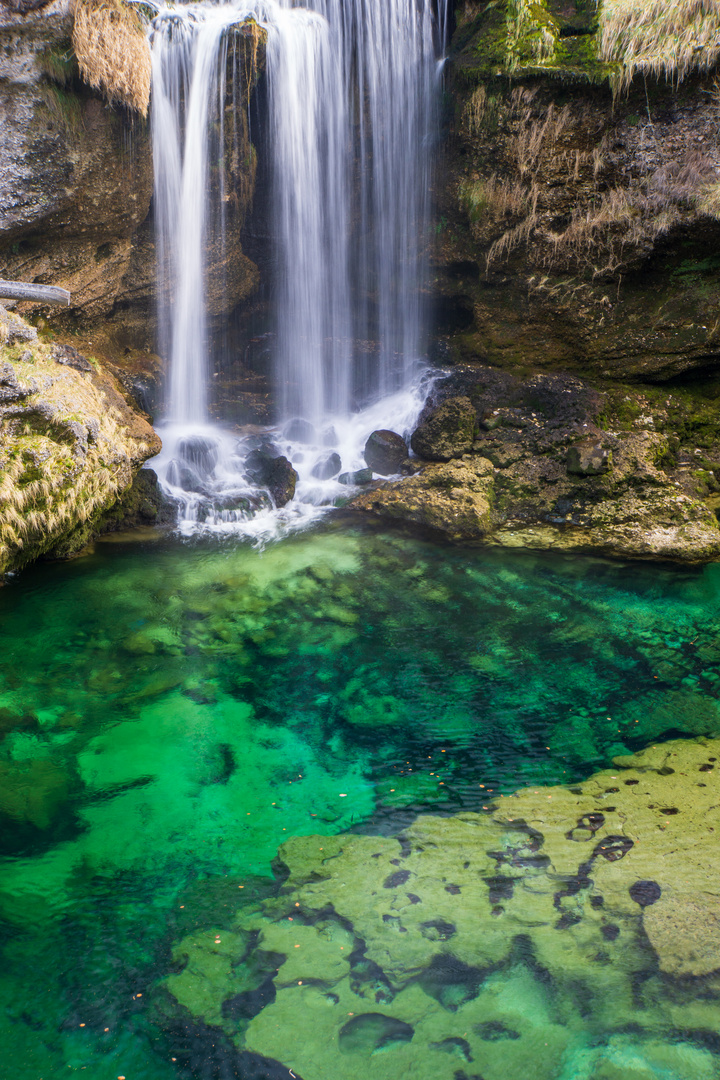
[352,363,720,560]
[0,307,161,574]
[436,1,720,383]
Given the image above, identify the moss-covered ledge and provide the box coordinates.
[350,362,720,562]
[0,307,162,576]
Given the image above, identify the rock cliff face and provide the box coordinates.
[0,306,161,574]
[0,2,264,356]
[436,1,720,380]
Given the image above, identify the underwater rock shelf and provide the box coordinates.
[161,739,720,1080]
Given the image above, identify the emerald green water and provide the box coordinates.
[2,523,720,1079]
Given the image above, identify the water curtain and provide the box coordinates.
[151,0,447,427]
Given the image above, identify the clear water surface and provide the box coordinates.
[2,523,720,1078]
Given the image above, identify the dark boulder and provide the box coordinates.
[364,429,408,475]
[283,418,316,444]
[245,449,298,507]
[410,396,476,462]
[177,435,219,479]
[339,468,373,486]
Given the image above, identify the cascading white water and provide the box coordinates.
[149,0,448,536]
[272,0,445,424]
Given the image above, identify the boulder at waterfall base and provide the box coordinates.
[364,430,408,475]
[244,450,298,507]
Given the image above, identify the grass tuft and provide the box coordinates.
[72,0,151,116]
[599,0,720,92]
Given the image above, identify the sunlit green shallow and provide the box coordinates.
[2,520,720,1079]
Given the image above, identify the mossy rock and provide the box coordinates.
[410,396,478,462]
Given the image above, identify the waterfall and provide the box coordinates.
[272,0,445,424]
[149,0,448,533]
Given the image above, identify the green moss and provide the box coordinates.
[451,0,613,84]
[37,84,84,138]
[37,41,79,87]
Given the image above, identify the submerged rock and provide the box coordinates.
[364,429,408,475]
[155,735,720,1080]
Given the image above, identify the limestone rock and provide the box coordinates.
[0,319,161,574]
[410,396,477,462]
[352,457,494,538]
[352,365,720,561]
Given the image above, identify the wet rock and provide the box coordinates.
[338,468,373,486]
[283,418,316,444]
[177,435,219,479]
[93,468,177,533]
[312,452,342,480]
[410,396,477,462]
[167,460,206,495]
[245,450,298,507]
[364,430,408,475]
[566,443,611,477]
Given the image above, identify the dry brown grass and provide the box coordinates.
[697,181,720,218]
[543,151,717,274]
[460,173,537,232]
[599,0,720,91]
[72,0,151,116]
[482,147,716,276]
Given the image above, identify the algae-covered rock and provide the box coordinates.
[496,737,720,975]
[153,735,720,1079]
